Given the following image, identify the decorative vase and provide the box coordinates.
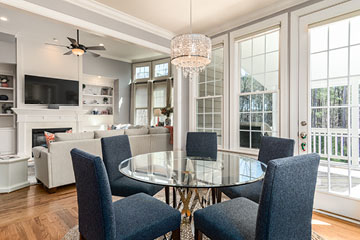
[165,117,171,126]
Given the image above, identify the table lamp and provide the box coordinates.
[154,109,162,126]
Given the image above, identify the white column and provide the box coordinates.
[173,67,189,151]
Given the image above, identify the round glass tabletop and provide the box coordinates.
[119,151,266,188]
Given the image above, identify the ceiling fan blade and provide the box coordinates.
[63,50,73,55]
[86,46,106,51]
[87,51,100,57]
[67,37,79,47]
[45,43,68,48]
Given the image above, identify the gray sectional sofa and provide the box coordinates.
[32,127,172,192]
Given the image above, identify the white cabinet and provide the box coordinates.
[0,155,29,193]
[0,128,15,155]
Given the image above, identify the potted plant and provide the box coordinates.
[161,106,173,126]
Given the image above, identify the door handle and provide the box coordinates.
[301,142,307,151]
[300,132,307,139]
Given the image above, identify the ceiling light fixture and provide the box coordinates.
[0,16,8,21]
[53,38,58,42]
[72,48,84,56]
[99,43,104,46]
[170,0,211,78]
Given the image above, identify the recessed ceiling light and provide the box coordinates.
[53,38,58,42]
[99,43,104,46]
[0,16,8,22]
[97,76,102,78]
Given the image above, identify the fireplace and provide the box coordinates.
[32,128,72,148]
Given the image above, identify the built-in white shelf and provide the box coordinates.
[0,87,14,90]
[0,114,14,116]
[83,94,113,98]
[0,100,13,103]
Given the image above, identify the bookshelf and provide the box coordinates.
[81,74,116,131]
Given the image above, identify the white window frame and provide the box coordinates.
[229,13,288,155]
[152,58,171,80]
[134,83,148,125]
[133,62,151,82]
[152,81,167,125]
[189,34,229,149]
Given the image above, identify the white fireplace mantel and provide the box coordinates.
[12,108,89,157]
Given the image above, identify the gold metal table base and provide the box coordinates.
[175,187,213,221]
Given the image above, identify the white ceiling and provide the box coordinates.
[94,0,308,34]
[0,4,168,62]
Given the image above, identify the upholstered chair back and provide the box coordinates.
[186,132,217,159]
[101,135,132,182]
[258,136,295,165]
[256,153,320,240]
[70,149,116,240]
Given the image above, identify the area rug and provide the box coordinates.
[62,224,325,240]
[62,190,325,240]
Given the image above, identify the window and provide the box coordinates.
[135,84,148,125]
[309,16,360,197]
[155,63,169,77]
[136,66,150,79]
[152,83,167,125]
[196,46,224,145]
[133,62,151,81]
[237,28,280,149]
[153,59,171,79]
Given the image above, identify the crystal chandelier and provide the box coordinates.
[171,0,211,77]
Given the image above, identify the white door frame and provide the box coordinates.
[293,0,360,221]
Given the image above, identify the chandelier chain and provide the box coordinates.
[170,0,211,77]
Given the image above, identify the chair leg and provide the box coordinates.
[172,187,176,208]
[216,189,222,203]
[212,188,216,204]
[165,186,170,205]
[194,228,203,240]
[172,227,180,240]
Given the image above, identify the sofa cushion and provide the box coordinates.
[149,127,170,134]
[55,131,95,142]
[94,129,125,139]
[125,128,149,136]
[128,125,148,129]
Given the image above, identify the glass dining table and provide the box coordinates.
[119,151,266,218]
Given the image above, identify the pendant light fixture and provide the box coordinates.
[170,0,212,77]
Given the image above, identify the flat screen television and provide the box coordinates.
[25,75,79,105]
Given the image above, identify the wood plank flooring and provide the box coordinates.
[0,185,359,240]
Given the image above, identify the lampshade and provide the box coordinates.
[72,48,84,56]
[154,109,162,117]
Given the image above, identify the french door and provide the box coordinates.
[298,1,360,220]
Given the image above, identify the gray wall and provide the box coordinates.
[83,55,131,124]
[0,32,16,64]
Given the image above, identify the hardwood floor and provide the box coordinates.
[0,185,359,240]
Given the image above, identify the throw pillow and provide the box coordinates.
[44,131,55,147]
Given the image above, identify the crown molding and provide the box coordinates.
[63,0,176,40]
[206,0,311,37]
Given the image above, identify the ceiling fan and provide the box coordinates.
[45,29,106,57]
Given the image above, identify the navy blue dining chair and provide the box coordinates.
[71,148,181,240]
[101,135,164,198]
[219,136,295,203]
[186,132,218,159]
[194,153,320,240]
